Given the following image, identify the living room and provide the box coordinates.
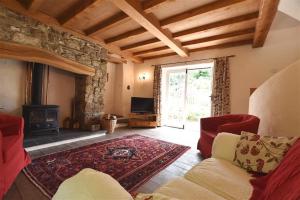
[0,0,300,200]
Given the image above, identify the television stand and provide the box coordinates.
[128,113,158,128]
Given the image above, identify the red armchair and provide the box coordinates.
[197,114,260,158]
[0,114,31,199]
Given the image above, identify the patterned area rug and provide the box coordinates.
[24,134,190,198]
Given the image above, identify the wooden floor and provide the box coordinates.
[4,127,203,200]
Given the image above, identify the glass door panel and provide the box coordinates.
[185,68,213,131]
[164,70,186,128]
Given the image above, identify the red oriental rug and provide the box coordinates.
[24,134,190,198]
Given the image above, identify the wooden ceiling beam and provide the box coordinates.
[133,46,170,56]
[123,12,258,51]
[173,12,258,38]
[85,0,167,36]
[160,0,245,27]
[182,28,254,46]
[121,38,161,50]
[105,27,146,44]
[134,28,255,56]
[253,0,279,47]
[109,0,188,57]
[105,0,246,44]
[189,39,253,53]
[142,39,253,60]
[57,0,98,25]
[19,0,44,11]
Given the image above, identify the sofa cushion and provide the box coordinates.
[154,177,226,200]
[135,193,180,200]
[212,132,241,162]
[52,168,133,200]
[184,158,252,200]
[234,132,298,173]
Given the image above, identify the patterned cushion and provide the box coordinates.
[233,132,298,173]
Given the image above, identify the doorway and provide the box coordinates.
[162,62,213,131]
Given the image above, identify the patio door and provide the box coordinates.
[164,69,186,128]
[163,63,213,130]
[185,67,212,131]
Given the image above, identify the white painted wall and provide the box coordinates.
[249,59,300,136]
[133,12,300,114]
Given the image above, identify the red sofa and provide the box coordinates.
[0,114,31,199]
[197,114,260,158]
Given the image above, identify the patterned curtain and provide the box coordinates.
[153,65,162,126]
[211,57,231,116]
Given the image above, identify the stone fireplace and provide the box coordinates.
[75,63,107,130]
[0,5,108,130]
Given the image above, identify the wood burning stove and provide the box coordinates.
[22,63,59,136]
[23,105,59,135]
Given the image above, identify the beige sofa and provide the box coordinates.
[53,133,253,200]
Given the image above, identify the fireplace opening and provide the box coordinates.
[23,63,60,136]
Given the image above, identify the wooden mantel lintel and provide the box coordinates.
[0,41,96,76]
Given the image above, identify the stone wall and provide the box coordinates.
[0,5,108,129]
[75,62,107,129]
[0,5,107,68]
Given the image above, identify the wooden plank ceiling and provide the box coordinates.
[1,0,279,63]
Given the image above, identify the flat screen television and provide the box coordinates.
[131,97,154,114]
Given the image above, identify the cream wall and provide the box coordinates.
[46,67,75,126]
[103,62,117,114]
[122,61,135,116]
[0,59,26,115]
[133,12,300,114]
[109,61,135,117]
[249,59,300,136]
[279,0,300,21]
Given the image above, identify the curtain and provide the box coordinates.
[211,57,231,116]
[153,65,162,126]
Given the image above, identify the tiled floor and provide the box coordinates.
[5,126,202,200]
[24,129,107,148]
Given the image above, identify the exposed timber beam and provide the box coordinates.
[109,0,188,57]
[105,0,246,44]
[124,12,258,51]
[182,28,254,46]
[105,27,146,44]
[21,0,44,11]
[121,38,161,50]
[173,12,258,38]
[253,0,279,47]
[85,0,167,36]
[57,0,98,25]
[134,28,255,56]
[0,41,95,75]
[142,39,253,60]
